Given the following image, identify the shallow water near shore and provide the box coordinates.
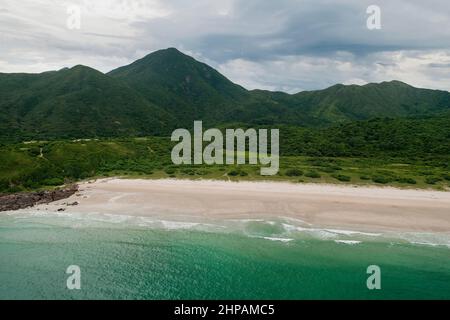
[1,211,450,300]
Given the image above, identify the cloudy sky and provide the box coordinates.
[1,0,450,92]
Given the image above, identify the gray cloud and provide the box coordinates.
[429,63,450,68]
[1,0,450,91]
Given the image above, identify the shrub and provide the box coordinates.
[285,168,303,177]
[396,177,417,184]
[228,170,239,176]
[164,168,176,175]
[442,174,450,181]
[239,171,248,177]
[360,175,371,180]
[42,177,64,186]
[27,147,41,157]
[332,174,351,182]
[305,171,321,179]
[372,176,391,184]
[425,177,442,185]
[0,179,10,192]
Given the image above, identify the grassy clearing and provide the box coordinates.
[0,138,449,194]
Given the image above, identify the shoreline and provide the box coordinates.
[11,178,450,234]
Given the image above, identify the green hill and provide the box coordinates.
[290,81,450,123]
[1,47,449,141]
[109,48,450,127]
[108,48,251,127]
[0,65,175,141]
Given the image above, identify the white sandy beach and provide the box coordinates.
[28,178,450,233]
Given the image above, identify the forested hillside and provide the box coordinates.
[1,48,449,142]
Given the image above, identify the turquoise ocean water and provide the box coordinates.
[1,210,449,300]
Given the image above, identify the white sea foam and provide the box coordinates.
[262,237,294,243]
[391,232,450,248]
[281,223,378,240]
[410,242,442,247]
[324,229,381,237]
[5,210,450,248]
[334,240,362,245]
[160,220,201,230]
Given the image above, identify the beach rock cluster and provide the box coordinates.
[0,185,78,212]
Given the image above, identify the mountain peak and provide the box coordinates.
[67,64,104,75]
[159,47,183,54]
[381,80,412,87]
[107,47,195,78]
[108,47,249,127]
[70,64,92,70]
[360,80,413,89]
[137,47,190,64]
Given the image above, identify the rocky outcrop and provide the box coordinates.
[0,185,78,212]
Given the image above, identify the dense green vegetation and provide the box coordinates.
[0,48,449,193]
[1,114,449,194]
[1,48,449,142]
[0,66,176,141]
[108,48,251,128]
[280,113,450,159]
